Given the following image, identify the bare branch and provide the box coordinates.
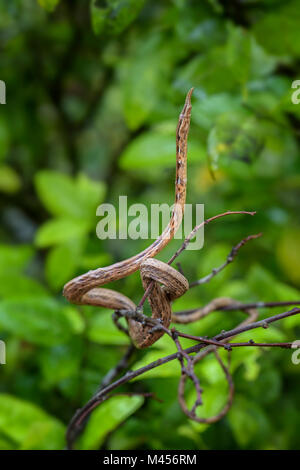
[178,349,234,424]
[174,300,300,320]
[66,306,300,448]
[138,210,256,308]
[190,233,262,287]
[98,344,135,391]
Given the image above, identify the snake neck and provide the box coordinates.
[63,89,193,304]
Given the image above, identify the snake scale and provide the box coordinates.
[63,89,194,348]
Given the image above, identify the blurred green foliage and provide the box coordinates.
[0,0,299,450]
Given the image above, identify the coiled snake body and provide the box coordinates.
[63,89,193,348]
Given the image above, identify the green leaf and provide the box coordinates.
[228,396,270,447]
[35,171,83,218]
[185,379,232,432]
[226,25,251,87]
[192,93,241,130]
[253,0,300,58]
[218,280,252,304]
[0,297,79,346]
[35,170,105,220]
[226,346,261,381]
[46,242,80,290]
[37,0,61,12]
[276,229,300,286]
[0,244,34,275]
[90,1,107,35]
[0,274,48,299]
[178,47,238,96]
[38,339,83,386]
[250,367,281,405]
[0,436,15,450]
[87,309,130,346]
[196,243,235,294]
[120,34,177,130]
[0,394,65,450]
[0,116,10,162]
[0,165,21,193]
[250,38,278,78]
[247,264,300,303]
[80,252,111,270]
[132,349,181,380]
[20,421,64,450]
[78,395,144,449]
[63,305,85,334]
[207,113,263,173]
[35,218,89,247]
[91,0,145,36]
[76,172,106,215]
[120,130,205,169]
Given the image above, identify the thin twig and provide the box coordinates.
[167,211,256,265]
[66,306,300,448]
[178,349,234,424]
[175,332,294,349]
[98,344,135,391]
[190,233,262,287]
[173,300,300,319]
[138,210,256,308]
[171,329,203,407]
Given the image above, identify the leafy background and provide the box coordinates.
[0,0,299,450]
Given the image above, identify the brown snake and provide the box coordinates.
[63,89,194,348]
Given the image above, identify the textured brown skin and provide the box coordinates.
[63,89,193,348]
[128,259,189,348]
